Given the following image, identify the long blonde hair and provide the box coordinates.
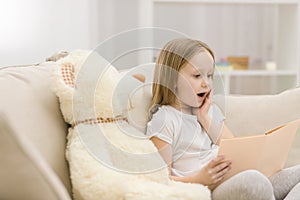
[150,38,215,115]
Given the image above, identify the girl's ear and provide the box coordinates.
[132,74,145,83]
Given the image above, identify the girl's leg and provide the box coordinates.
[212,170,275,200]
[269,164,300,200]
[284,183,300,200]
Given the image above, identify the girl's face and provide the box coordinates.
[174,51,214,113]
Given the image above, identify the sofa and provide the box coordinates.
[0,56,299,200]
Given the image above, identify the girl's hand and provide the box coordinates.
[193,90,212,124]
[195,155,231,187]
[199,89,212,115]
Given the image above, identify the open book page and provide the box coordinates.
[259,120,300,176]
[217,119,300,183]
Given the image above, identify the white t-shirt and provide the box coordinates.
[146,104,225,177]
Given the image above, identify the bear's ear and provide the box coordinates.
[132,74,145,83]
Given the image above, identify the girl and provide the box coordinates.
[146,38,300,200]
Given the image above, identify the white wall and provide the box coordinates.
[0,0,90,66]
[0,0,290,72]
[0,0,140,67]
[154,3,277,70]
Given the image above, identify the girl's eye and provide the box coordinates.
[193,74,213,79]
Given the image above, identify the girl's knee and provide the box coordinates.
[235,170,274,199]
[213,170,275,200]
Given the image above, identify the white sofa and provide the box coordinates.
[0,59,299,199]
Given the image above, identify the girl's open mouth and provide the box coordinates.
[197,92,206,98]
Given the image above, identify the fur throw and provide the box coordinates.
[52,50,211,200]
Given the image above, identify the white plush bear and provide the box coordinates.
[52,50,211,200]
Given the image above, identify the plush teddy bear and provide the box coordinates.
[52,50,210,200]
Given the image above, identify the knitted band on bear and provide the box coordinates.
[71,116,128,128]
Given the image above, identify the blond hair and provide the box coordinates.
[150,38,215,114]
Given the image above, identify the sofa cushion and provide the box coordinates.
[0,64,72,199]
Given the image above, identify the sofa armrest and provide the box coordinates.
[0,113,71,200]
[0,64,72,199]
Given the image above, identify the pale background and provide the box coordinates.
[1,0,299,94]
[0,0,282,67]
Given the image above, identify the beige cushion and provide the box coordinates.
[0,64,72,199]
[214,87,300,167]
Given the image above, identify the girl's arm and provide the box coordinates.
[194,91,234,144]
[150,136,231,189]
[200,116,234,144]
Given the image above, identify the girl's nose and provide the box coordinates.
[201,81,208,88]
[201,79,209,88]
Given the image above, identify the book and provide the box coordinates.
[217,119,300,182]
